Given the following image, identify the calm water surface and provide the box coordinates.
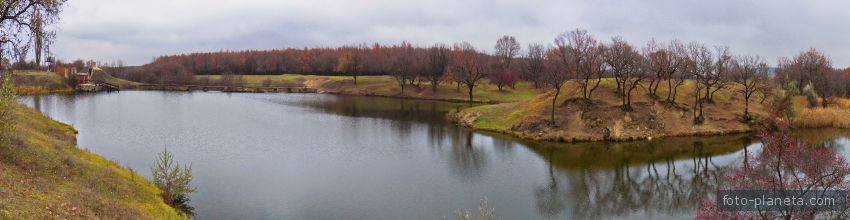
[19,91,850,219]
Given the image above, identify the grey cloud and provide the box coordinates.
[54,0,850,67]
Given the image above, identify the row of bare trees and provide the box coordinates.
[531,30,777,124]
[121,29,850,124]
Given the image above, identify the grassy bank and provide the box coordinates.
[454,78,850,142]
[195,74,541,103]
[0,104,183,219]
[453,79,771,142]
[9,71,74,95]
[174,74,850,142]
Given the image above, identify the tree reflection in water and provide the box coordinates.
[445,130,488,180]
[523,134,757,219]
[24,93,850,219]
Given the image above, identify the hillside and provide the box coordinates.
[91,71,140,89]
[9,71,73,95]
[0,104,183,219]
[453,79,774,142]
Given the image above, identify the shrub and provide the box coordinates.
[782,81,800,96]
[150,148,196,216]
[457,198,497,220]
[802,82,819,108]
[697,110,850,219]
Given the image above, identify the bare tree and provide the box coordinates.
[731,55,768,121]
[9,36,30,68]
[0,0,67,71]
[425,43,450,92]
[452,42,489,103]
[813,68,844,108]
[777,48,832,95]
[605,37,647,111]
[687,44,732,124]
[687,43,713,124]
[391,42,417,96]
[543,47,569,124]
[523,43,546,89]
[643,39,662,97]
[554,29,604,102]
[705,46,732,103]
[780,49,842,108]
[664,40,688,103]
[644,39,684,99]
[494,35,521,68]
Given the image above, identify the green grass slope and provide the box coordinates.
[0,104,183,219]
[454,79,772,142]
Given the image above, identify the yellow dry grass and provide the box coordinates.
[793,107,850,129]
[835,98,850,109]
[13,86,49,95]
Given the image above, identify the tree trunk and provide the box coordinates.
[624,84,637,111]
[551,87,560,124]
[583,78,590,99]
[743,96,750,121]
[615,79,622,95]
[431,80,438,92]
[353,75,357,85]
[694,86,701,124]
[667,80,673,101]
[709,87,722,102]
[589,77,602,100]
[672,82,682,104]
[467,85,474,104]
[621,86,628,109]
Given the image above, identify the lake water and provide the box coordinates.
[19,91,850,219]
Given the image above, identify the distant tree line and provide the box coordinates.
[109,30,850,124]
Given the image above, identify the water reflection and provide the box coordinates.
[17,92,850,219]
[485,133,760,219]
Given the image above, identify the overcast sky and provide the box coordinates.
[52,0,850,67]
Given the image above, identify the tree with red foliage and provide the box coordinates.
[696,105,850,219]
[491,68,518,91]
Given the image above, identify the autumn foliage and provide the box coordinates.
[696,107,850,219]
[490,68,518,91]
